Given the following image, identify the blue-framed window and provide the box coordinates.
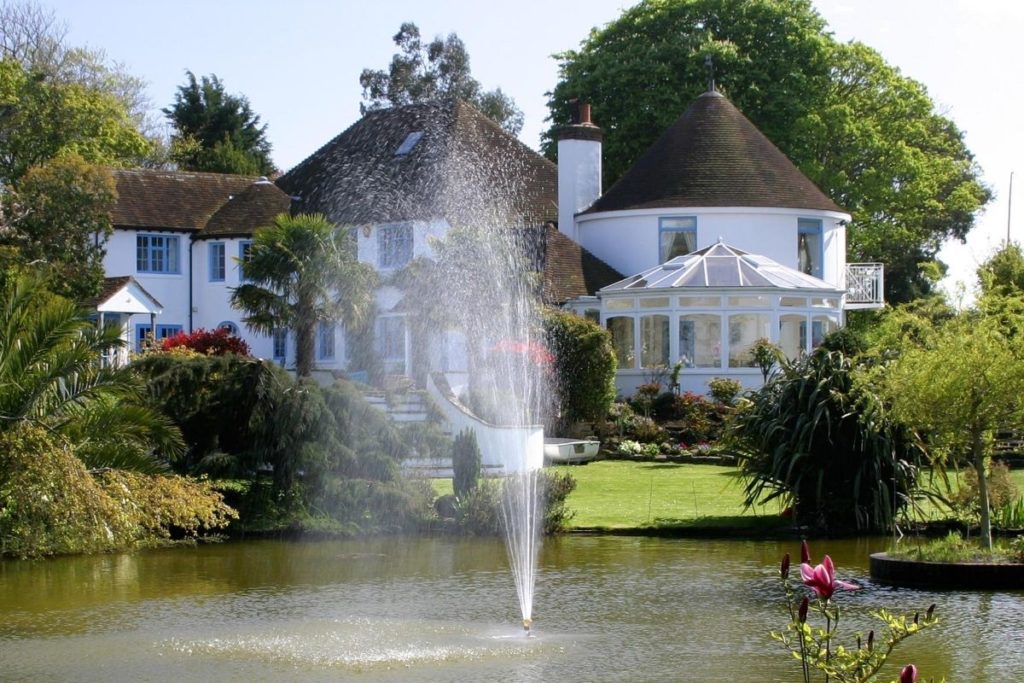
[238,241,254,282]
[209,242,225,281]
[659,217,697,263]
[378,223,413,268]
[317,321,335,360]
[273,328,288,362]
[136,234,180,273]
[798,218,823,279]
[135,323,183,352]
[218,321,239,335]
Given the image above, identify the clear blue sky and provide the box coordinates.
[46,0,1024,296]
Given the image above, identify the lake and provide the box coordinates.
[1,535,1020,681]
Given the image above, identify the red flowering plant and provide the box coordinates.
[774,541,940,683]
[160,327,251,356]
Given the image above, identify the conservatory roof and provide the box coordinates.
[600,242,843,293]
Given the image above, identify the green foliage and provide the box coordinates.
[1,153,117,299]
[134,353,430,535]
[451,428,482,499]
[231,213,378,377]
[0,275,183,473]
[360,22,524,135]
[732,349,923,532]
[950,460,1019,526]
[707,377,743,405]
[750,338,782,382]
[453,479,501,535]
[977,241,1024,296]
[543,310,616,432]
[541,469,577,534]
[163,71,274,174]
[0,57,150,185]
[0,423,231,558]
[892,531,1018,564]
[545,0,990,303]
[862,298,1024,548]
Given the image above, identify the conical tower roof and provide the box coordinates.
[584,91,842,214]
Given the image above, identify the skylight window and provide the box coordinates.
[395,131,423,156]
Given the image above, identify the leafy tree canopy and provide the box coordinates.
[164,71,275,175]
[0,57,150,184]
[545,0,990,303]
[360,22,524,136]
[977,241,1024,296]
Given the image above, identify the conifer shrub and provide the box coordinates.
[543,311,617,432]
[452,428,482,500]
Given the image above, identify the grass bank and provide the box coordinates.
[548,460,785,533]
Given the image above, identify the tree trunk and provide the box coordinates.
[971,426,993,550]
[295,298,316,378]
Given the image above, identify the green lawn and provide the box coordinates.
[430,461,1024,533]
[548,460,781,530]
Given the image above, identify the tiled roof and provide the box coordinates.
[201,179,291,238]
[276,99,558,228]
[111,169,290,236]
[584,91,843,215]
[541,224,623,303]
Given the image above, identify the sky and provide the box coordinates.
[43,0,1024,297]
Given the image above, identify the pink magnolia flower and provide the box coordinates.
[800,554,858,600]
[899,664,918,683]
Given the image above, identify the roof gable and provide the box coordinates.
[585,91,842,215]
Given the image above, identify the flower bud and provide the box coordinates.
[798,597,809,623]
[913,611,919,625]
[867,630,874,651]
[899,664,918,683]
[926,603,936,620]
[780,553,791,580]
[800,540,811,564]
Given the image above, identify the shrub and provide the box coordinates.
[541,470,577,534]
[455,480,501,535]
[543,311,617,432]
[730,349,924,533]
[630,382,662,416]
[631,415,667,443]
[452,429,482,499]
[750,338,782,382]
[0,424,234,558]
[707,377,743,405]
[160,327,251,356]
[952,460,1020,525]
[673,391,720,443]
[618,439,643,455]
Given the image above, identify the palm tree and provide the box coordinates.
[231,213,378,377]
[0,274,183,473]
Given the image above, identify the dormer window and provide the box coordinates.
[659,217,697,262]
[395,131,423,156]
[798,218,823,279]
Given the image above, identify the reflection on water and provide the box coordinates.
[0,536,1020,681]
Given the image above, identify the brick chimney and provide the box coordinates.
[556,100,602,243]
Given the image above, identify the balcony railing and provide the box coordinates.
[845,263,884,309]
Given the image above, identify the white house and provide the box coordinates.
[100,89,882,398]
[556,92,883,394]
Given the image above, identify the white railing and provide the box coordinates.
[845,263,884,309]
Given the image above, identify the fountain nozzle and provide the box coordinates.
[522,618,532,635]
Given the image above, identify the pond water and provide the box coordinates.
[1,535,1020,682]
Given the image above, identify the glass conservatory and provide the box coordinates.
[597,242,845,391]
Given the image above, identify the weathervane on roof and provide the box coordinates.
[704,54,716,92]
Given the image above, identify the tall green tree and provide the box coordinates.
[862,300,1024,549]
[977,241,1024,296]
[360,22,524,135]
[1,152,117,299]
[231,213,378,377]
[164,71,274,175]
[545,0,989,303]
[0,274,183,473]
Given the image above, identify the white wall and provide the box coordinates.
[102,229,192,345]
[577,207,851,287]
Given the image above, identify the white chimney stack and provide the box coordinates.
[557,100,602,244]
